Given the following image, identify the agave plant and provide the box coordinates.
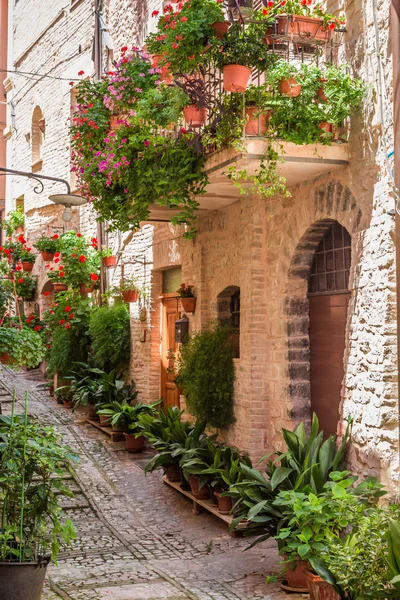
[228,413,353,545]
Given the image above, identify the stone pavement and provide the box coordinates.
[0,368,305,600]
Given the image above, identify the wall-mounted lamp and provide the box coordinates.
[175,314,189,344]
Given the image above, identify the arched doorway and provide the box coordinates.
[308,222,351,437]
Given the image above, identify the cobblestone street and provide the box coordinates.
[0,368,304,600]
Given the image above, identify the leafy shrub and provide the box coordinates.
[0,327,45,368]
[178,325,235,429]
[89,303,130,373]
[47,323,90,376]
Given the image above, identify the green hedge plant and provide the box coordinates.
[89,303,131,374]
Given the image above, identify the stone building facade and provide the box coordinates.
[2,0,399,491]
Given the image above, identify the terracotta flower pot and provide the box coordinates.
[63,399,73,409]
[209,488,219,506]
[189,476,209,499]
[21,261,34,272]
[215,491,233,514]
[124,433,145,453]
[180,297,196,313]
[211,20,230,38]
[244,107,270,136]
[0,353,11,363]
[285,560,308,591]
[103,255,117,267]
[80,282,95,295]
[183,105,207,128]
[53,283,68,292]
[41,251,55,261]
[165,464,181,482]
[281,14,330,42]
[280,77,302,97]
[99,414,112,427]
[110,115,122,130]
[304,570,340,600]
[319,121,333,133]
[122,289,138,303]
[223,65,252,93]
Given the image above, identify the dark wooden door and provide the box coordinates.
[161,296,181,410]
[308,222,351,437]
[309,293,350,437]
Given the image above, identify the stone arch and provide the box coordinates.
[31,106,44,171]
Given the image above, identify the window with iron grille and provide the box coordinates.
[308,223,351,295]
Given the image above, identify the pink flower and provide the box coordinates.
[144,140,150,147]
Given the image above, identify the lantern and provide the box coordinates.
[175,314,189,344]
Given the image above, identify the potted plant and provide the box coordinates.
[18,247,36,272]
[0,328,18,363]
[177,283,196,312]
[1,240,23,264]
[0,394,76,600]
[244,85,273,136]
[47,269,69,292]
[118,277,141,303]
[270,0,346,42]
[34,234,60,261]
[99,247,117,268]
[1,207,25,237]
[12,273,37,301]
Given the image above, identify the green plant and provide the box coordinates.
[178,324,235,428]
[12,273,37,300]
[199,442,252,492]
[19,248,36,263]
[212,23,276,71]
[1,241,23,262]
[89,303,131,373]
[0,393,77,562]
[33,234,60,253]
[98,247,114,258]
[98,398,162,434]
[266,0,346,28]
[147,0,225,74]
[12,328,45,368]
[310,506,400,599]
[177,283,194,298]
[228,414,352,545]
[119,277,141,292]
[1,207,25,237]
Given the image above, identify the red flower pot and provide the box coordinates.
[122,290,138,303]
[284,560,308,591]
[215,491,233,514]
[80,282,95,295]
[63,399,73,409]
[189,476,209,499]
[244,107,270,136]
[319,121,333,133]
[99,414,112,427]
[41,251,55,261]
[304,570,340,600]
[211,20,230,38]
[124,434,145,453]
[53,283,68,292]
[103,256,117,268]
[280,77,302,97]
[165,464,181,482]
[180,297,196,313]
[277,14,329,42]
[223,65,252,93]
[0,353,11,364]
[21,261,34,272]
[183,105,207,128]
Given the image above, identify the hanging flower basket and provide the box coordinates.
[80,282,95,295]
[244,108,271,136]
[103,255,117,268]
[21,261,34,272]
[181,297,196,313]
[53,283,68,292]
[41,251,55,261]
[223,65,252,93]
[277,14,330,42]
[280,77,302,97]
[122,289,138,303]
[183,105,207,128]
[211,21,230,38]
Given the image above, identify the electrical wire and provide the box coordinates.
[0,68,81,82]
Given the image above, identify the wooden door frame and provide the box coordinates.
[160,294,181,409]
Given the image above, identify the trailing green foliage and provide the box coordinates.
[178,325,235,429]
[89,303,131,373]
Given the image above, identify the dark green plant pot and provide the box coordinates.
[0,559,49,600]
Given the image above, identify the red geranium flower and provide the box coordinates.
[54,252,60,258]
[59,272,65,278]
[68,313,75,319]
[15,265,22,271]
[79,255,86,263]
[54,258,60,263]
[180,15,188,21]
[43,291,50,296]
[33,325,42,331]
[65,323,71,330]
[78,70,85,76]
[53,234,59,239]
[76,233,82,237]
[17,235,26,244]
[65,306,71,312]
[152,10,159,16]
[89,273,99,281]
[58,319,65,325]
[17,278,24,284]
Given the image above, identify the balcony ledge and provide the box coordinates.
[147,139,349,221]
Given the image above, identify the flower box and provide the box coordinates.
[181,297,196,313]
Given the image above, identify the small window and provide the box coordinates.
[217,285,240,358]
[162,268,182,294]
[308,223,351,294]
